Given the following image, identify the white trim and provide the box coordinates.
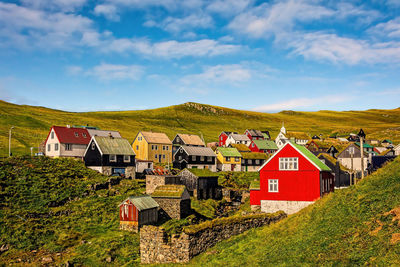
[257,142,322,172]
[83,136,104,156]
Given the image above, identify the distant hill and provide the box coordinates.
[189,157,400,266]
[1,100,400,156]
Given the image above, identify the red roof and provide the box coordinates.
[46,126,90,145]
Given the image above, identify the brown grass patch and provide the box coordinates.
[384,207,400,226]
[390,233,400,245]
[369,220,384,236]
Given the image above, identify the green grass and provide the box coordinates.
[187,157,400,266]
[0,156,144,265]
[1,100,400,157]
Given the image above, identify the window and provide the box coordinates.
[248,159,252,164]
[200,156,205,161]
[152,145,158,150]
[207,156,212,162]
[136,145,139,150]
[138,136,142,141]
[220,136,223,141]
[55,143,59,151]
[91,142,95,150]
[82,133,87,138]
[124,155,130,162]
[268,179,278,192]
[226,156,231,161]
[74,132,79,137]
[279,157,298,170]
[192,155,196,161]
[162,146,165,151]
[252,143,255,147]
[235,157,240,162]
[51,132,54,139]
[155,154,158,159]
[176,137,180,142]
[178,156,182,160]
[163,155,166,159]
[110,154,116,162]
[255,159,260,165]
[65,144,72,151]
[47,144,51,151]
[166,146,169,151]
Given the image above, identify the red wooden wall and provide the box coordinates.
[119,200,138,222]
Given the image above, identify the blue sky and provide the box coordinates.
[0,0,400,112]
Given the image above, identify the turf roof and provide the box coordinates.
[151,185,187,198]
[292,143,331,171]
[253,139,278,150]
[217,147,242,157]
[182,168,218,177]
[241,152,269,160]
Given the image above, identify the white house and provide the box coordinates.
[225,133,251,147]
[275,124,309,148]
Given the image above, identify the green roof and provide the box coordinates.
[121,196,159,211]
[249,180,260,190]
[217,147,242,157]
[253,140,278,150]
[182,168,218,177]
[317,153,350,172]
[241,152,269,160]
[355,142,373,148]
[262,133,270,139]
[229,143,251,152]
[292,143,331,171]
[151,185,187,198]
[94,136,135,155]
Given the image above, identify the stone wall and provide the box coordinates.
[140,212,286,264]
[153,198,191,220]
[146,175,166,194]
[261,200,314,215]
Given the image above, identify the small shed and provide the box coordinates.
[179,168,220,199]
[151,185,191,220]
[119,196,159,232]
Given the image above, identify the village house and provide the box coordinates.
[336,143,369,172]
[241,152,269,172]
[367,139,380,145]
[86,128,122,138]
[172,146,217,171]
[218,131,237,147]
[132,131,172,164]
[381,139,393,147]
[275,124,309,148]
[355,142,375,155]
[229,143,251,152]
[207,142,219,149]
[179,168,220,199]
[225,133,251,146]
[318,153,351,187]
[244,129,264,141]
[250,142,334,214]
[119,196,159,232]
[145,174,181,194]
[249,139,278,154]
[172,133,205,154]
[136,159,154,173]
[326,145,339,158]
[347,133,360,142]
[84,135,136,177]
[306,140,330,155]
[374,147,388,154]
[395,144,400,156]
[151,185,191,220]
[45,126,91,159]
[215,147,242,171]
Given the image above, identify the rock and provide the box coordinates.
[31,250,37,253]
[80,240,86,244]
[65,260,73,267]
[42,256,53,263]
[106,256,113,263]
[0,244,9,253]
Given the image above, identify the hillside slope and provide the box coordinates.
[1,100,400,156]
[0,157,144,265]
[189,157,400,266]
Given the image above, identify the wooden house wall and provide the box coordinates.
[338,144,366,158]
[84,140,102,166]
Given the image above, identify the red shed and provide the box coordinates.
[218,131,236,147]
[119,196,159,232]
[250,142,334,214]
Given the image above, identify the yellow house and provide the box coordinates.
[215,147,242,172]
[132,131,172,163]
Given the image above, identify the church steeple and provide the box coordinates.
[280,122,286,134]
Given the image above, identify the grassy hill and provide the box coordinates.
[1,100,400,156]
[0,156,144,265]
[188,157,400,266]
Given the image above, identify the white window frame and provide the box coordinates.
[163,154,166,159]
[226,156,231,161]
[65,144,72,151]
[192,155,196,161]
[110,154,117,162]
[200,156,205,161]
[55,143,59,151]
[51,132,54,139]
[123,155,130,162]
[47,144,51,151]
[235,157,240,162]
[279,157,298,170]
[91,142,96,150]
[268,179,279,192]
[207,156,212,162]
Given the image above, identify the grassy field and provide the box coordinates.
[1,100,400,156]
[187,157,400,266]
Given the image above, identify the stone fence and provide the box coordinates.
[140,211,286,264]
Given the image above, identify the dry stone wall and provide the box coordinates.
[140,211,286,264]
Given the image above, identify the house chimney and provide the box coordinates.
[109,132,113,139]
[66,125,70,128]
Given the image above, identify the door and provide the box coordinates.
[231,164,235,171]
[158,154,162,163]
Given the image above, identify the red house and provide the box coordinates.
[250,142,334,214]
[218,131,237,147]
[249,139,278,154]
[119,196,159,232]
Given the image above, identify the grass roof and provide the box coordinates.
[183,168,218,177]
[292,143,331,171]
[253,140,278,150]
[217,147,242,157]
[286,131,310,140]
[229,143,251,152]
[241,152,269,160]
[317,153,350,172]
[151,185,186,198]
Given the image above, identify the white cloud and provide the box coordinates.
[206,0,253,16]
[145,13,213,33]
[288,32,400,64]
[253,95,350,112]
[66,66,83,75]
[21,0,87,12]
[104,38,242,58]
[369,18,400,38]
[94,4,120,21]
[85,63,144,81]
